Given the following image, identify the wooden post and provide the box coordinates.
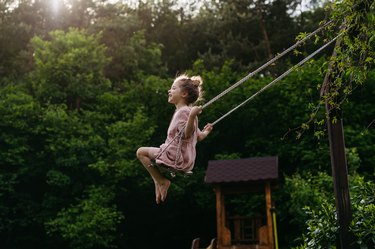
[215,185,231,248]
[265,182,274,249]
[215,186,223,248]
[322,37,359,249]
[326,107,358,249]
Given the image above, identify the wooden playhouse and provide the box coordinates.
[204,156,278,249]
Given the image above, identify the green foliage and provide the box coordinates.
[322,0,375,108]
[0,85,42,236]
[41,105,103,169]
[46,186,124,249]
[0,85,40,165]
[350,176,375,248]
[31,28,111,109]
[123,30,164,78]
[294,203,338,249]
[89,107,155,181]
[290,174,375,249]
[0,75,155,248]
[0,1,375,249]
[284,172,334,228]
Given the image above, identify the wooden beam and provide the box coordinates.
[265,182,274,249]
[215,186,223,247]
[215,185,231,248]
[220,181,276,195]
[322,36,359,249]
[326,108,358,249]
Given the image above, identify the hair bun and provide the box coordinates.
[190,76,203,87]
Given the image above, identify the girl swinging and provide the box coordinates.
[136,74,213,204]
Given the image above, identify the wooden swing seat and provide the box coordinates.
[151,160,193,178]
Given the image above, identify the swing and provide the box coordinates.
[150,126,194,178]
[152,20,340,177]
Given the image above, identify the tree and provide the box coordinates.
[31,28,111,110]
[90,1,166,83]
[0,85,47,248]
[45,186,124,249]
[319,1,374,247]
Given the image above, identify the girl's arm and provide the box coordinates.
[198,123,213,141]
[185,106,213,140]
[185,106,202,139]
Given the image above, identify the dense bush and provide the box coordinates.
[287,174,375,249]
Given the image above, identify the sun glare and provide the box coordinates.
[50,0,60,14]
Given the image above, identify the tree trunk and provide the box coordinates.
[256,3,272,60]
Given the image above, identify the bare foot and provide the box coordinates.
[158,180,171,202]
[154,181,161,204]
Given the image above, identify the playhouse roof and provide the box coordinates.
[204,156,278,184]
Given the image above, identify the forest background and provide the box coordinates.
[0,0,374,249]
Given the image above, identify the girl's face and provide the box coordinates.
[168,80,186,105]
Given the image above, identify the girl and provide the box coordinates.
[136,74,213,204]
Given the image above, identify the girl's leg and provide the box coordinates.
[136,147,171,203]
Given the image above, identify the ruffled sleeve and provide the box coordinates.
[172,106,193,134]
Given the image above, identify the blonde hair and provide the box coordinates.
[174,74,204,105]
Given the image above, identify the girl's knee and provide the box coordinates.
[136,147,145,159]
[136,147,158,160]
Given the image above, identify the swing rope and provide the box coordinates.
[210,34,341,126]
[202,20,334,110]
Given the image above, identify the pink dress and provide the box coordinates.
[155,106,199,172]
